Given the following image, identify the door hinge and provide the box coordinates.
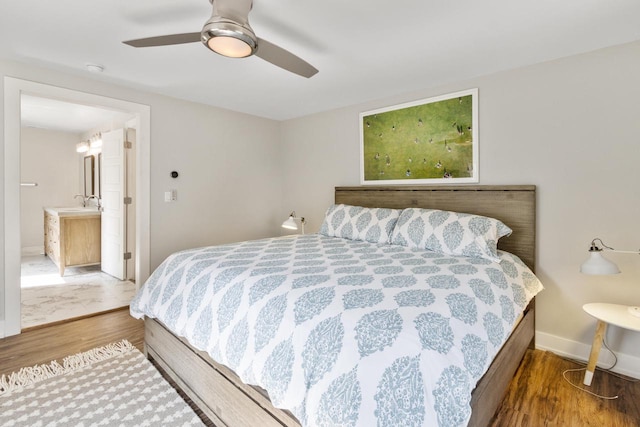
[124,197,132,205]
[124,252,132,260]
[124,140,132,149]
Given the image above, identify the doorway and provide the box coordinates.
[19,100,136,329]
[3,77,151,337]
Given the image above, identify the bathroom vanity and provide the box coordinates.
[44,207,101,276]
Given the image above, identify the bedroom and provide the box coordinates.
[1,0,639,425]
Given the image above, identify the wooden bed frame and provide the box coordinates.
[145,185,537,427]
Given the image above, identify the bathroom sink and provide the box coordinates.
[44,207,101,216]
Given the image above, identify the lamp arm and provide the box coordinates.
[589,238,615,252]
[589,238,640,254]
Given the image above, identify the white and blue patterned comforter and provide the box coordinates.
[130,234,543,427]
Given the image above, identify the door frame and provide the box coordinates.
[3,77,151,337]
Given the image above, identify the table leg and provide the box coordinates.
[583,320,607,386]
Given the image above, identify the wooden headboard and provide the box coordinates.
[335,185,536,271]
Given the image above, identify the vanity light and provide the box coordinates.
[90,132,103,149]
[76,141,89,153]
[282,211,306,234]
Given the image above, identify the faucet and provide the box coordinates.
[86,195,101,209]
[74,194,86,207]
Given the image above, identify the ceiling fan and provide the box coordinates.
[123,0,318,78]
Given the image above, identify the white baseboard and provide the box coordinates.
[22,246,44,256]
[536,331,640,379]
[0,320,5,339]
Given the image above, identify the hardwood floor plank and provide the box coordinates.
[492,350,640,426]
[2,310,639,426]
[0,307,143,377]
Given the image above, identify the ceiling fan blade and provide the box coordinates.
[123,32,201,48]
[255,38,318,78]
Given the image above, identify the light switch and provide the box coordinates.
[164,190,177,202]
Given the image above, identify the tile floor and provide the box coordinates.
[21,255,137,329]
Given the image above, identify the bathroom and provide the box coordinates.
[19,95,137,329]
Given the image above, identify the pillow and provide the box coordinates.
[319,204,402,244]
[390,208,512,262]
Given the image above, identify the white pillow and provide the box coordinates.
[390,208,512,262]
[319,204,402,244]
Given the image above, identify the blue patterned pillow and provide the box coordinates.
[390,208,512,262]
[319,204,401,244]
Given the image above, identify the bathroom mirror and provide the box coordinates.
[84,155,94,197]
[96,153,102,198]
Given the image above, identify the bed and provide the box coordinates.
[131,185,541,427]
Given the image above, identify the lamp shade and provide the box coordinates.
[282,216,298,230]
[580,251,621,275]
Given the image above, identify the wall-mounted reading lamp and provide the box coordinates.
[580,238,640,317]
[282,211,306,234]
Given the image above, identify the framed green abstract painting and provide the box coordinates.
[360,88,478,184]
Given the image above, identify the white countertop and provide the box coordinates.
[44,207,101,217]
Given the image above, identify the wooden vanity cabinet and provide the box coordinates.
[44,210,101,276]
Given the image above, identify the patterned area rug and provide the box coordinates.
[0,340,204,426]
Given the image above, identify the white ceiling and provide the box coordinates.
[2,0,640,122]
[21,95,134,134]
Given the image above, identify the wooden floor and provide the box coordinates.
[1,309,639,427]
[0,308,144,376]
[492,349,640,427]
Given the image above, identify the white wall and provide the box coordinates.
[1,59,283,328]
[20,127,82,250]
[280,40,640,377]
[146,96,284,264]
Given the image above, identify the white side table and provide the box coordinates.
[582,303,640,386]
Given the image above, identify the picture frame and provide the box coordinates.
[360,88,478,184]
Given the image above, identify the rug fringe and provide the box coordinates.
[0,339,135,396]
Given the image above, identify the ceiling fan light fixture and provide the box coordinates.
[207,35,252,58]
[202,21,257,58]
